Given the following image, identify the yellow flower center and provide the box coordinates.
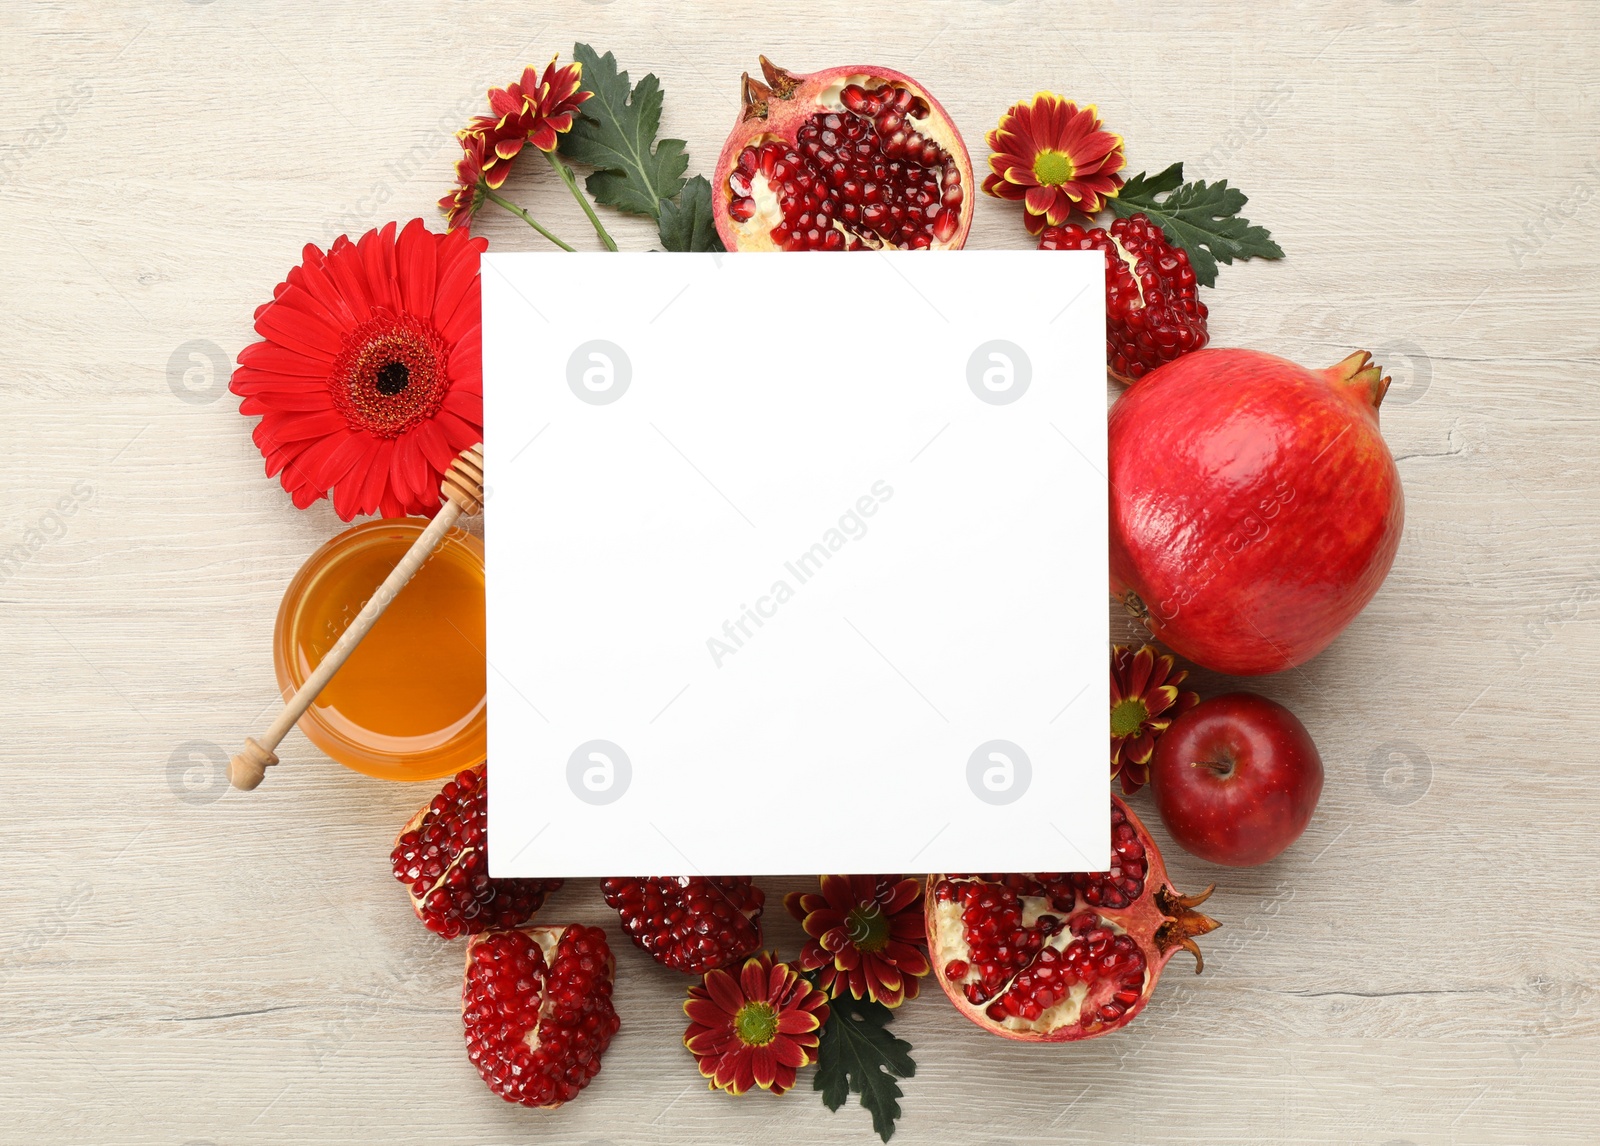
[845,902,891,954]
[734,1000,779,1047]
[1110,697,1150,739]
[1032,148,1076,187]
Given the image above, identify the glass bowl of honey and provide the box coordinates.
[273,519,486,781]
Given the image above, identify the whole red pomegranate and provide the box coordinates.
[1109,348,1404,675]
[711,58,973,251]
[927,797,1217,1041]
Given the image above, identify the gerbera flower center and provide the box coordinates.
[733,999,779,1047]
[1110,696,1151,738]
[845,902,891,953]
[1032,148,1076,187]
[375,361,410,395]
[329,312,450,438]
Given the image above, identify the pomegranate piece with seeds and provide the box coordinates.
[601,875,764,974]
[1039,213,1209,385]
[390,765,562,939]
[927,796,1218,1041]
[462,925,619,1108]
[712,57,974,251]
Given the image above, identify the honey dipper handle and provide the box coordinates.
[229,445,485,790]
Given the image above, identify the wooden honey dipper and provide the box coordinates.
[229,443,486,790]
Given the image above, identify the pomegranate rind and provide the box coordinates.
[711,61,975,252]
[925,797,1215,1042]
[1108,347,1404,675]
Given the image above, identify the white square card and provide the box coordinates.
[483,251,1108,877]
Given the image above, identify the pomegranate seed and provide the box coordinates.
[462,927,618,1108]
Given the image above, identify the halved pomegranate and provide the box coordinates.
[711,58,974,251]
[927,797,1218,1041]
[462,925,619,1108]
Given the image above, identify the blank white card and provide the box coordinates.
[483,250,1108,876]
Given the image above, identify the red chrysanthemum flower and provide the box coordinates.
[438,130,491,234]
[785,875,930,1009]
[983,93,1126,235]
[231,219,486,520]
[1110,643,1199,795]
[683,951,829,1096]
[439,58,590,232]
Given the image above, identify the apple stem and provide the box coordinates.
[1192,757,1235,780]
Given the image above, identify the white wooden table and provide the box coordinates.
[4,2,1596,1142]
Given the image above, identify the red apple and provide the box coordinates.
[1150,692,1323,866]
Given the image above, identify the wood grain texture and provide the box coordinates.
[2,1,1597,1142]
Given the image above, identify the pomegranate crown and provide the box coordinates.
[739,56,801,121]
[1331,349,1392,410]
[1152,884,1220,973]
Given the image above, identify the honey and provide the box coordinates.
[274,519,486,781]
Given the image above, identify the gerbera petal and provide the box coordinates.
[328,446,372,520]
[440,383,481,425]
[439,282,480,346]
[396,219,438,320]
[321,241,375,325]
[268,409,351,443]
[390,435,428,510]
[359,221,400,314]
[411,416,458,474]
[431,231,479,328]
[237,385,334,414]
[432,407,482,447]
[446,332,481,391]
[318,429,376,495]
[236,340,330,378]
[356,438,395,517]
[255,301,341,362]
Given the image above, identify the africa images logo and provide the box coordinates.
[967,340,1031,405]
[566,339,632,405]
[967,739,1032,804]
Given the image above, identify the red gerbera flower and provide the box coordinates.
[1110,643,1199,795]
[785,875,930,1009]
[983,93,1126,234]
[683,951,829,1096]
[231,218,486,520]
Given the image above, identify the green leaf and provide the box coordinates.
[658,175,725,252]
[1109,161,1284,287]
[813,990,916,1143]
[559,43,688,221]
